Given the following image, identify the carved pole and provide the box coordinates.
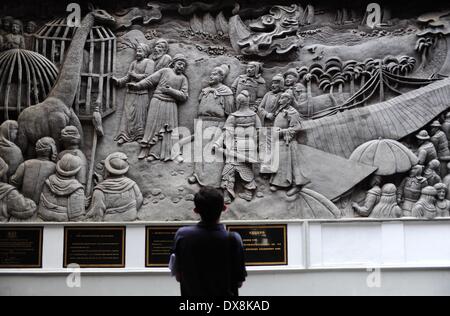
[379,60,385,103]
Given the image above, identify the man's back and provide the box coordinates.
[174,223,247,296]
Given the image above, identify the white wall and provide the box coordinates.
[1,219,450,296]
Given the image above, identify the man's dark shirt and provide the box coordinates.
[173,222,247,296]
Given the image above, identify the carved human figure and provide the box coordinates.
[113,44,155,145]
[86,152,143,222]
[352,175,382,217]
[0,17,13,47]
[434,183,450,217]
[0,157,37,223]
[150,39,172,71]
[11,137,57,204]
[4,19,25,50]
[267,91,310,197]
[430,120,450,176]
[188,65,235,188]
[129,54,189,162]
[443,163,450,200]
[412,186,437,219]
[58,126,88,188]
[291,83,309,116]
[24,21,37,50]
[213,90,262,203]
[257,74,285,126]
[416,130,438,165]
[0,120,23,180]
[423,159,442,186]
[232,62,267,112]
[441,112,450,140]
[370,184,402,218]
[283,68,300,92]
[38,154,85,222]
[397,165,428,217]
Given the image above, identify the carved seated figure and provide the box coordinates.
[434,183,450,217]
[38,154,85,222]
[86,152,143,222]
[213,90,262,203]
[412,186,437,219]
[423,159,442,186]
[397,165,428,217]
[11,137,57,204]
[59,126,88,188]
[0,157,37,222]
[370,184,402,218]
[352,175,382,217]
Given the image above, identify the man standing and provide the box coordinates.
[232,62,266,112]
[257,74,284,126]
[173,187,247,296]
[416,130,438,166]
[128,54,189,163]
[59,126,88,188]
[151,39,172,71]
[189,65,235,188]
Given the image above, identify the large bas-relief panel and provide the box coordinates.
[1,0,450,222]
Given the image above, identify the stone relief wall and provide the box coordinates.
[0,0,450,222]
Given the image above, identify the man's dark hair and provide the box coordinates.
[194,187,224,223]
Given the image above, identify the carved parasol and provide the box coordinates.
[349,138,419,176]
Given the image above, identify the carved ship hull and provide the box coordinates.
[301,78,450,158]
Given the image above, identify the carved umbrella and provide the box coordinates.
[349,138,419,176]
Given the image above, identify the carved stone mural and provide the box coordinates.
[1,0,450,222]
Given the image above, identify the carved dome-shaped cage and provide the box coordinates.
[33,18,116,121]
[0,49,58,121]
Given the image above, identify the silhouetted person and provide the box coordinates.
[172,187,247,296]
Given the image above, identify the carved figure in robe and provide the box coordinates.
[434,183,450,217]
[11,137,57,204]
[412,186,438,219]
[86,152,143,222]
[232,62,266,112]
[113,43,155,145]
[128,54,189,163]
[38,154,85,222]
[188,65,235,188]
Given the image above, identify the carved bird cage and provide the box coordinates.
[0,49,58,121]
[33,18,116,121]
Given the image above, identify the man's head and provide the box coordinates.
[416,130,430,145]
[26,21,37,34]
[410,164,423,177]
[430,121,442,136]
[153,39,169,59]
[61,126,81,147]
[194,187,226,224]
[2,17,13,33]
[36,137,57,161]
[209,64,230,86]
[135,44,148,61]
[170,54,187,75]
[284,68,299,87]
[246,62,262,78]
[11,20,22,35]
[270,74,284,93]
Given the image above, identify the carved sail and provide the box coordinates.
[301,78,450,158]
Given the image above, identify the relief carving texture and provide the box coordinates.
[0,0,449,222]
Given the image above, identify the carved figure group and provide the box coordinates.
[0,17,33,51]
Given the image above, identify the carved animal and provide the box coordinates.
[17,7,115,156]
